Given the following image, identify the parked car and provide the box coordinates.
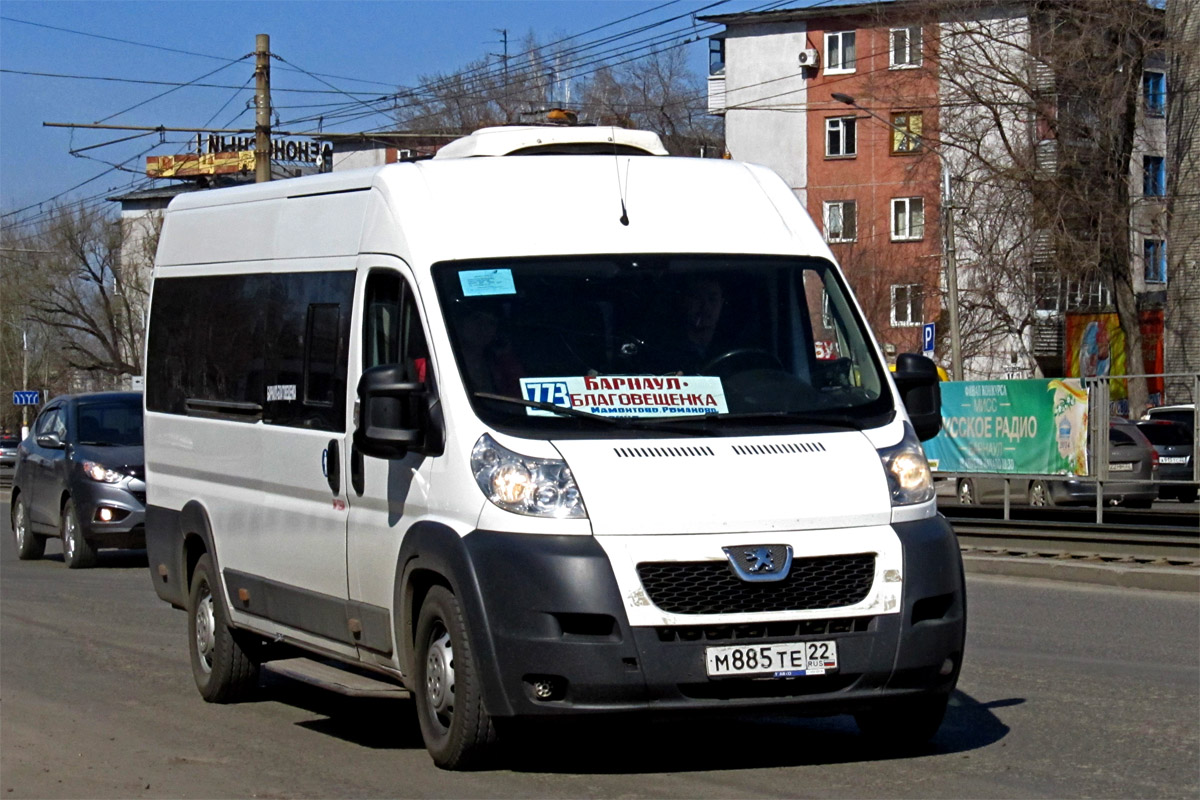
[955,417,1158,509]
[0,432,19,485]
[1134,419,1197,503]
[10,392,145,568]
[1141,403,1195,435]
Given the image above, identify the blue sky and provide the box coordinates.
[0,0,777,220]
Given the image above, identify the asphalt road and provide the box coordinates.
[2,496,1198,799]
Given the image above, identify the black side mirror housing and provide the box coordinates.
[36,432,64,449]
[893,353,943,442]
[354,365,429,459]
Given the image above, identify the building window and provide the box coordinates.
[890,111,923,154]
[825,31,857,73]
[823,200,857,242]
[891,197,925,240]
[1144,239,1166,283]
[709,38,725,75]
[1143,70,1166,117]
[826,116,857,157]
[890,26,922,68]
[891,284,923,327]
[1143,155,1165,197]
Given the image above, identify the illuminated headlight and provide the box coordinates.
[471,434,587,518]
[82,461,126,483]
[877,424,934,506]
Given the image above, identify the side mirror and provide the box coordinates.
[893,353,942,442]
[36,432,64,449]
[353,364,427,459]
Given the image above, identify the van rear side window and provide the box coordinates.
[146,271,354,431]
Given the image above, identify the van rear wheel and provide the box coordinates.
[414,585,497,770]
[188,553,259,702]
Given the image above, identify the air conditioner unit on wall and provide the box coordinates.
[798,49,820,68]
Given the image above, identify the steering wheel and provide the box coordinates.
[699,348,784,376]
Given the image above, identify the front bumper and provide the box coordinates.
[459,516,965,718]
[74,479,147,547]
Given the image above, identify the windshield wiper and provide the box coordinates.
[688,410,865,429]
[472,392,713,435]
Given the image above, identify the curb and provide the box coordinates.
[963,553,1200,593]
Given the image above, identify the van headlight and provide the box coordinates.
[82,460,126,483]
[471,434,587,519]
[878,424,934,505]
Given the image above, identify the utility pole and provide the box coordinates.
[942,167,963,381]
[494,29,509,86]
[20,328,29,439]
[254,33,272,183]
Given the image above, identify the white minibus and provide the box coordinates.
[144,125,964,769]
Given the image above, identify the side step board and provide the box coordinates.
[264,657,411,699]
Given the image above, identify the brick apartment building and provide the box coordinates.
[705,0,1173,388]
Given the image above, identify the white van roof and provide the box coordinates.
[433,125,669,159]
[155,155,830,269]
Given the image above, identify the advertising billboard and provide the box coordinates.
[1065,309,1165,406]
[922,379,1089,476]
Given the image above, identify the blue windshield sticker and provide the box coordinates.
[459,269,516,297]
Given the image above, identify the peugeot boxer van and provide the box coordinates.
[144,126,964,769]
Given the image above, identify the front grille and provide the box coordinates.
[637,554,875,615]
[655,616,874,642]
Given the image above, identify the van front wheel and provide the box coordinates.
[414,586,497,770]
[188,553,259,702]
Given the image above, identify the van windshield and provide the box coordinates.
[433,255,893,434]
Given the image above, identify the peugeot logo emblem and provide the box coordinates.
[723,544,793,582]
[745,547,776,573]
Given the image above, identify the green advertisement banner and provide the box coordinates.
[922,379,1088,476]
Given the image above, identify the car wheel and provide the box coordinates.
[188,553,259,702]
[1178,488,1197,504]
[956,479,975,505]
[854,691,951,747]
[12,496,45,560]
[1123,499,1153,510]
[414,585,498,770]
[60,499,97,569]
[1027,480,1055,507]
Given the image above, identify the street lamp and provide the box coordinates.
[831,93,964,381]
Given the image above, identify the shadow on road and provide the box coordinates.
[36,548,149,570]
[257,673,1017,772]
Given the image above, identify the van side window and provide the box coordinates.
[364,271,430,383]
[146,271,354,431]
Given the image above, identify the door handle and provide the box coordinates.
[325,439,340,496]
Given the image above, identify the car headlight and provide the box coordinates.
[471,434,587,518]
[82,461,126,483]
[878,424,934,505]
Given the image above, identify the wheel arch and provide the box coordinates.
[393,521,512,717]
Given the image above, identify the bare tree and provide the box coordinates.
[869,0,1166,407]
[394,35,721,156]
[1,203,152,390]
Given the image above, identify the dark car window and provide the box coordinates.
[1109,427,1136,446]
[1136,422,1192,446]
[1,436,19,448]
[75,399,143,446]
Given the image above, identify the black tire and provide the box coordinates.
[414,585,498,770]
[1027,480,1055,508]
[854,691,951,747]
[1123,499,1153,510]
[956,479,975,505]
[12,496,45,560]
[1177,488,1197,504]
[187,553,259,703]
[60,499,97,569]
